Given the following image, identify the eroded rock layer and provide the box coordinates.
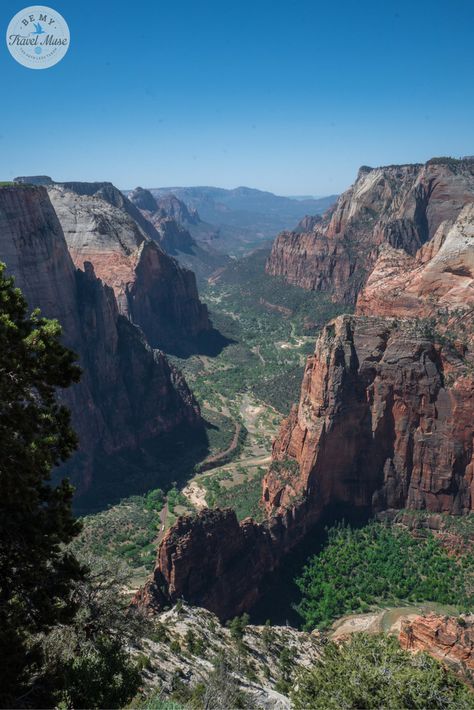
[266,158,474,303]
[139,159,474,620]
[0,185,201,490]
[140,314,474,618]
[47,182,211,355]
[356,202,474,319]
[265,315,474,517]
[400,614,474,676]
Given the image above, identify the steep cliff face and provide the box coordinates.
[356,203,474,319]
[47,183,212,355]
[128,187,229,280]
[136,509,275,618]
[266,315,474,517]
[266,159,474,303]
[139,313,474,618]
[0,185,201,490]
[138,161,474,619]
[400,614,474,676]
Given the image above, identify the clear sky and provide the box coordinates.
[1,0,473,195]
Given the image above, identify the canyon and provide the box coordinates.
[266,158,474,304]
[139,158,474,620]
[45,180,213,356]
[127,186,229,280]
[0,184,203,492]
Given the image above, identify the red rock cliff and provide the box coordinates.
[400,614,474,677]
[139,313,474,619]
[356,202,474,320]
[138,160,474,620]
[47,182,211,356]
[266,158,474,303]
[0,185,201,490]
[265,315,474,517]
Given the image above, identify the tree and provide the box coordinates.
[40,554,143,708]
[0,264,83,705]
[0,266,142,708]
[291,633,474,709]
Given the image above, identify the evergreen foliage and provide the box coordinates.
[296,522,474,630]
[291,633,474,709]
[0,265,141,707]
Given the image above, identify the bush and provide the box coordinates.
[296,522,474,629]
[291,633,474,709]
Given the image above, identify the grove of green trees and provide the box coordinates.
[296,522,474,630]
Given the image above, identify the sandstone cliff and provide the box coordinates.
[128,187,229,280]
[139,314,474,618]
[46,182,212,355]
[0,185,202,491]
[400,614,474,678]
[356,202,474,320]
[138,160,474,620]
[266,158,474,303]
[265,315,474,517]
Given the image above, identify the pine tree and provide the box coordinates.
[0,263,83,706]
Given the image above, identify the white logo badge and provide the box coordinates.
[6,5,70,69]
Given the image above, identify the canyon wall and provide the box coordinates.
[138,314,473,619]
[128,187,229,280]
[265,315,474,517]
[356,202,474,320]
[266,158,474,303]
[0,185,201,491]
[47,183,211,355]
[400,614,474,676]
[138,159,474,619]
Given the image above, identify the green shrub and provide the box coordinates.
[296,522,474,630]
[291,633,474,709]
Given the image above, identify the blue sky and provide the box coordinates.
[1,0,473,195]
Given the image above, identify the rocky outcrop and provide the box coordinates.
[128,186,160,214]
[139,161,474,620]
[0,185,202,490]
[46,183,212,355]
[356,203,474,319]
[139,313,474,618]
[139,602,322,709]
[135,504,321,619]
[265,315,474,517]
[128,187,229,280]
[136,509,274,617]
[266,158,474,303]
[400,614,474,676]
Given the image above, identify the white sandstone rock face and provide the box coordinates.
[137,603,322,710]
[47,182,211,354]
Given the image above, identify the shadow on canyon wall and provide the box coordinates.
[67,421,211,516]
[249,503,373,627]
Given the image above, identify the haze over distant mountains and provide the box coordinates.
[126,185,337,256]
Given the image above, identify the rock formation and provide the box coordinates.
[400,614,474,677]
[128,187,229,280]
[138,159,474,620]
[139,313,474,618]
[266,158,474,303]
[138,602,322,708]
[356,202,474,319]
[46,182,212,355]
[0,184,202,491]
[265,315,474,517]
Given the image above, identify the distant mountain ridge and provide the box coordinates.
[125,185,337,256]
